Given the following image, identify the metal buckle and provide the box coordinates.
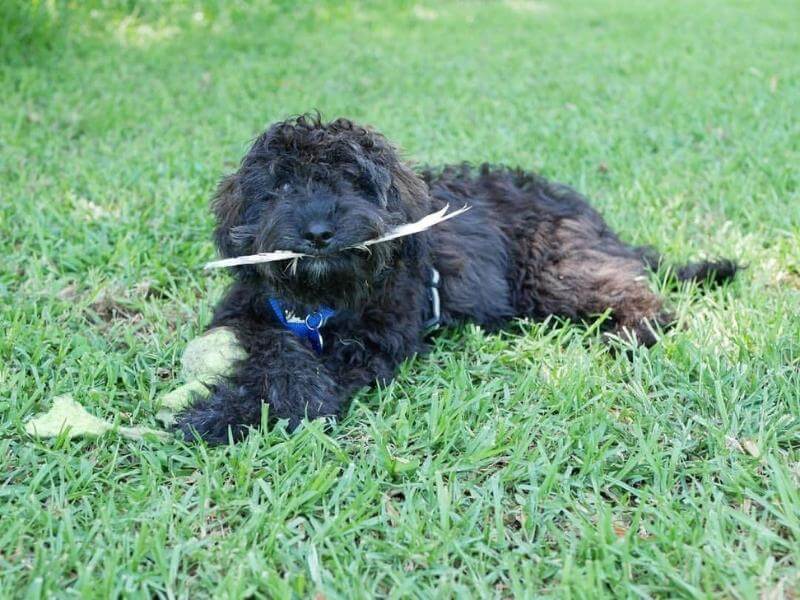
[423,267,441,333]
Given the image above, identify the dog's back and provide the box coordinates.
[423,162,737,343]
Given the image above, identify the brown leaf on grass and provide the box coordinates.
[132,279,169,299]
[90,291,140,322]
[770,75,779,93]
[385,488,406,502]
[75,197,118,221]
[760,576,797,600]
[609,407,633,424]
[742,498,753,514]
[742,439,761,458]
[403,556,428,572]
[133,279,154,297]
[384,488,406,527]
[384,494,400,527]
[726,436,745,453]
[613,521,629,538]
[612,520,652,540]
[726,436,761,459]
[765,263,800,290]
[57,283,79,301]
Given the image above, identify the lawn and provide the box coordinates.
[2,0,799,597]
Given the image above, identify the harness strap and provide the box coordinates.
[267,267,441,353]
[422,267,441,333]
[267,298,335,354]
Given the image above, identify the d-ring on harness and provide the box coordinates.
[267,298,336,354]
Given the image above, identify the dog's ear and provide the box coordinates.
[212,173,248,258]
[389,161,430,219]
[384,161,432,263]
[354,152,392,206]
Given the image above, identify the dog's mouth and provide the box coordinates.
[206,205,471,271]
[287,234,385,259]
[292,255,331,278]
[276,247,355,275]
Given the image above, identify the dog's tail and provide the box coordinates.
[638,247,740,288]
[673,259,740,286]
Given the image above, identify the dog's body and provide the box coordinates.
[177,116,737,443]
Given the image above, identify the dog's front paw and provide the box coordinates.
[172,374,342,444]
[172,387,253,445]
[174,407,237,445]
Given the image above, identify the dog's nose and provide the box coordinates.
[303,220,334,248]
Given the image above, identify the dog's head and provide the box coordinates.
[213,115,431,306]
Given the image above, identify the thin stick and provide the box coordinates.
[204,204,471,270]
[350,204,471,247]
[205,250,307,270]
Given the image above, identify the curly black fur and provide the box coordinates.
[176,115,739,444]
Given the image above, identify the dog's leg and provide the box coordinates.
[174,328,342,444]
[519,216,673,346]
[543,253,671,346]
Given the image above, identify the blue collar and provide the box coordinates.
[267,267,440,354]
[267,298,336,354]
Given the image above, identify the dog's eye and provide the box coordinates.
[280,183,291,193]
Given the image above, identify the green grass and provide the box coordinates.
[2,0,799,597]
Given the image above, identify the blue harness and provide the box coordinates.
[267,268,441,354]
[267,298,336,354]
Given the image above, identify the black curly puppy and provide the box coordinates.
[176,115,738,443]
